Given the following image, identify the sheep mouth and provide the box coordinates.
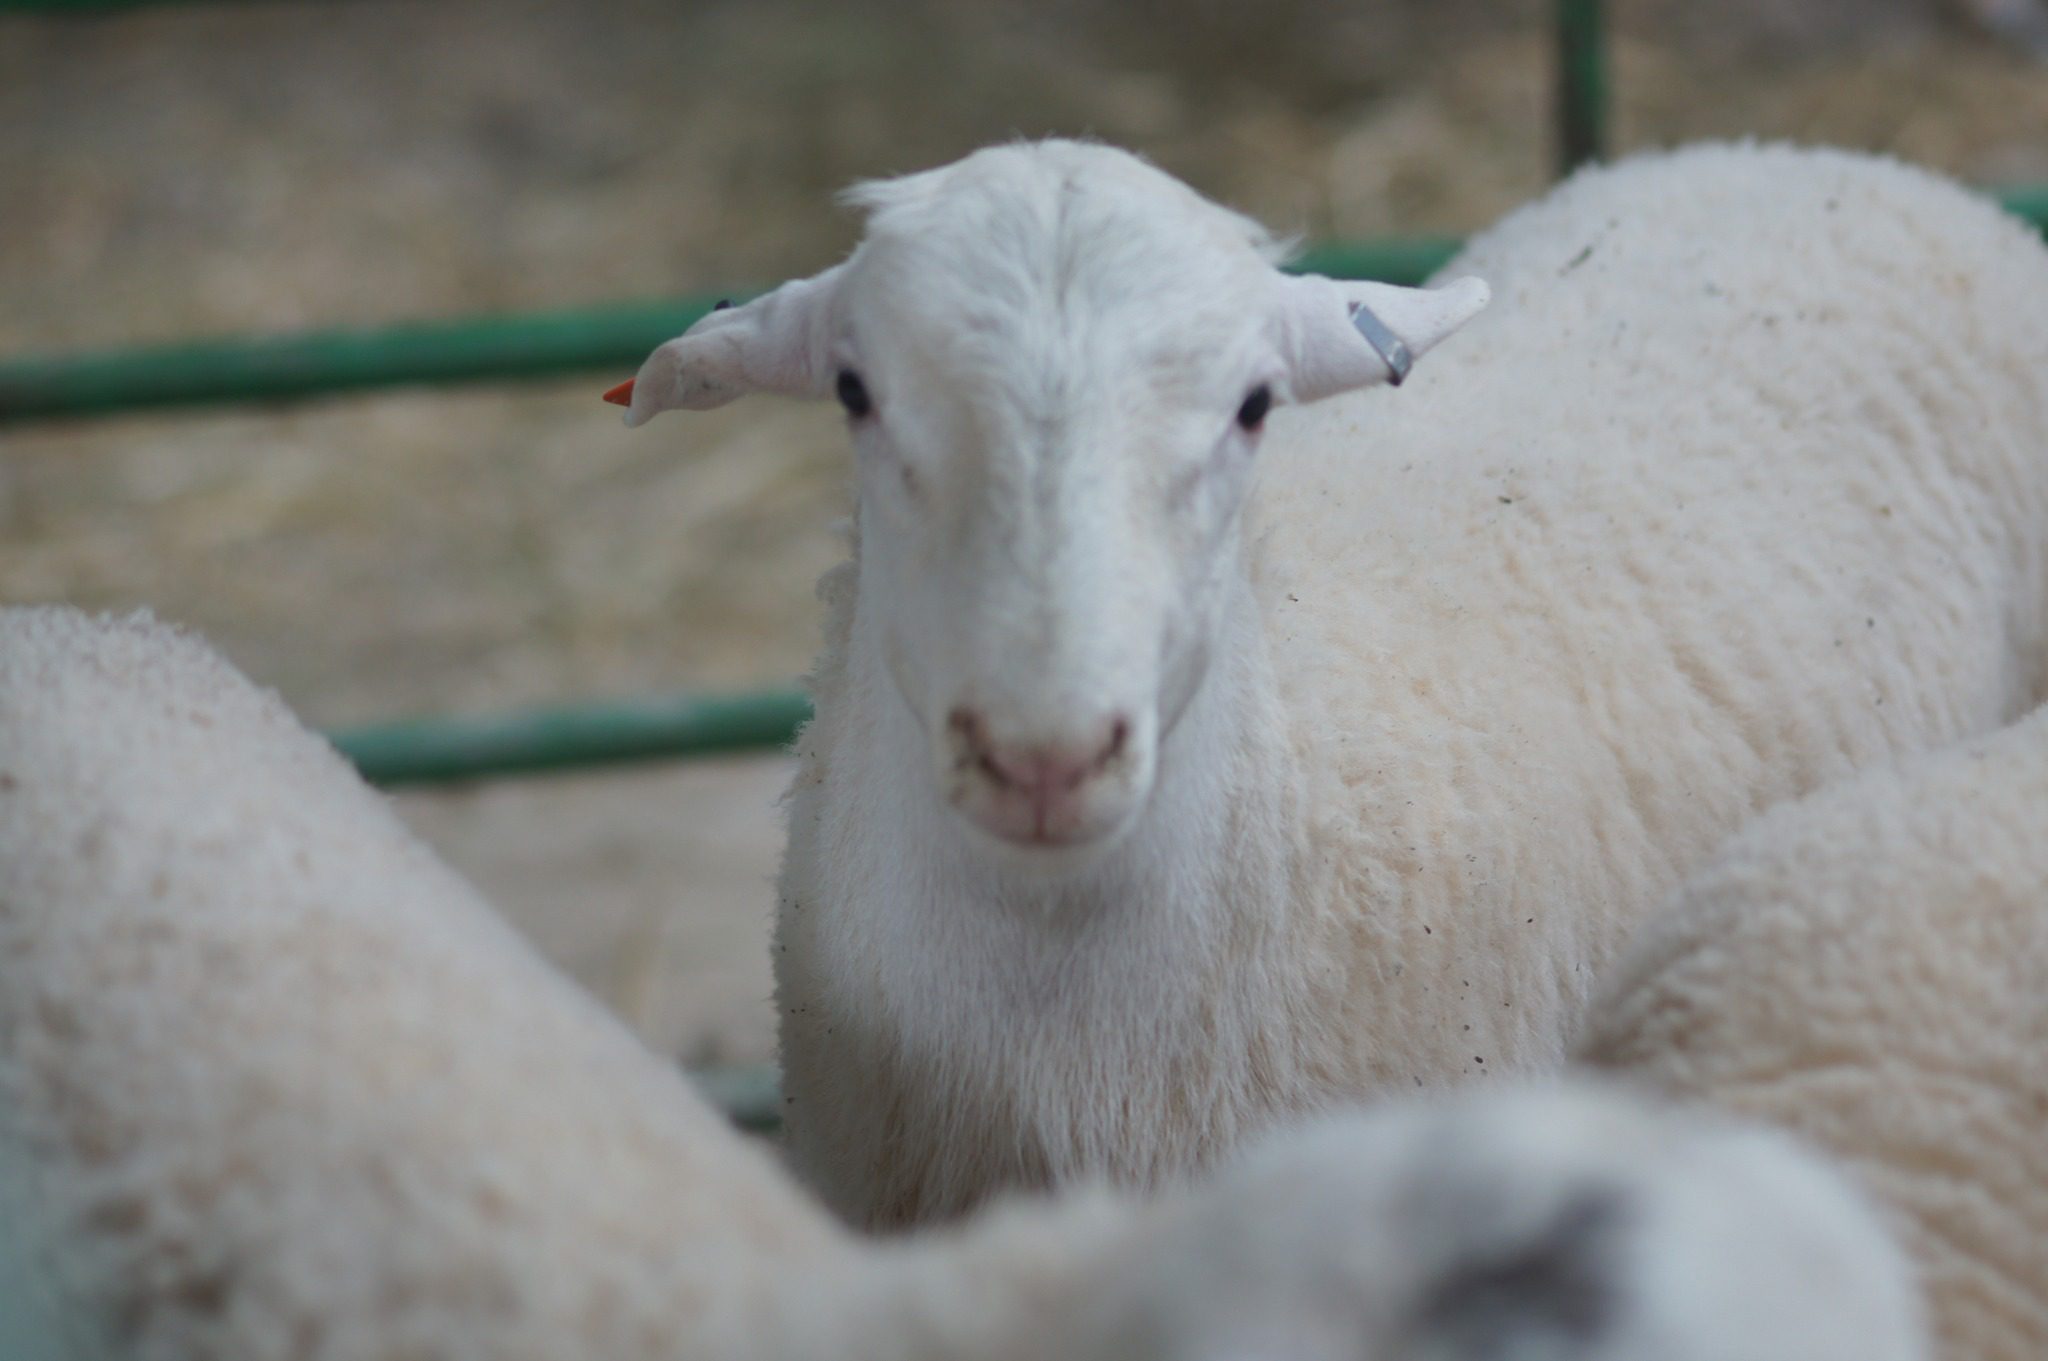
[942,753,1150,857]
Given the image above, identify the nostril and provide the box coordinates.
[977,754,1009,788]
[948,706,988,761]
[1102,716,1130,765]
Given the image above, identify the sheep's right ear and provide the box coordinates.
[613,264,847,428]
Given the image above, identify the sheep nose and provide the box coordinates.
[974,720,1129,795]
[947,707,1133,845]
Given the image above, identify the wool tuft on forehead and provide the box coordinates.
[834,140,1291,387]
[840,141,1289,312]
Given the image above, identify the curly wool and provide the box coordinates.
[1578,705,2048,1361]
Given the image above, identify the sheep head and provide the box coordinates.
[616,141,1487,858]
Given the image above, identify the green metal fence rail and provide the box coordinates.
[0,294,749,426]
[332,688,812,787]
[1555,0,1609,174]
[689,1064,785,1134]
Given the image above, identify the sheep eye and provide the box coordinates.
[836,369,873,419]
[1236,384,1271,431]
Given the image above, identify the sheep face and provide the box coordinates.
[618,141,1487,857]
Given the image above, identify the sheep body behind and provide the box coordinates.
[1577,702,2048,1361]
[774,142,2048,1225]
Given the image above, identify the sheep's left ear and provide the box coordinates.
[1275,273,1490,404]
[615,263,847,428]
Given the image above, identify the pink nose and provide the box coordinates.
[948,708,1131,844]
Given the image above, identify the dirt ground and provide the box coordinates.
[6,0,2048,1068]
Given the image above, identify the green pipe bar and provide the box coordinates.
[330,687,811,787]
[1291,235,1460,286]
[1555,0,1609,174]
[690,1064,784,1134]
[0,293,751,427]
[0,242,1454,427]
[1999,184,2048,226]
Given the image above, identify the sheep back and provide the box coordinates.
[1577,707,2048,1360]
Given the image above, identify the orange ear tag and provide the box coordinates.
[602,378,636,407]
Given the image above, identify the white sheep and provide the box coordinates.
[1576,704,2048,1361]
[613,138,2048,1228]
[0,606,1927,1361]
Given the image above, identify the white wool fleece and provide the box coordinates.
[774,141,2048,1227]
[1578,704,2048,1361]
[0,607,843,1360]
[0,606,1930,1361]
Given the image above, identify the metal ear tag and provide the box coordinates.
[1349,302,1414,386]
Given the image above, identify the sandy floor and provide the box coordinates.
[395,757,794,1067]
[6,0,2048,1069]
